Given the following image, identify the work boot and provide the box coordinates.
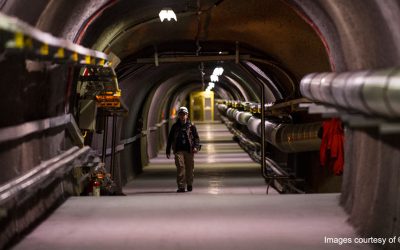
[187,185,193,192]
[177,188,185,193]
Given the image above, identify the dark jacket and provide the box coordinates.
[166,120,200,155]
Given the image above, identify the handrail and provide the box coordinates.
[99,119,168,157]
[0,114,84,146]
[0,146,92,205]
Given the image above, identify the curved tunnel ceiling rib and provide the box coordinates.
[118,59,269,104]
[140,65,246,132]
[147,70,244,113]
[242,62,283,100]
[243,60,296,97]
[223,75,251,101]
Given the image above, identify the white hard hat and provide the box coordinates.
[178,106,189,114]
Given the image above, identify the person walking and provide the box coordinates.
[166,107,200,192]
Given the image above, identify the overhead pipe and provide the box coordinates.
[300,68,400,118]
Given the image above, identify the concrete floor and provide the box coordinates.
[13,122,371,250]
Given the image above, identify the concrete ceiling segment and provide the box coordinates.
[288,0,400,71]
[117,58,262,103]
[163,78,239,112]
[81,0,216,50]
[140,64,246,136]
[120,65,240,117]
[34,0,111,40]
[119,64,202,135]
[143,66,245,122]
[203,0,331,77]
[0,0,49,25]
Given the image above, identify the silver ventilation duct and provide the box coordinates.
[226,108,234,119]
[300,68,400,118]
[221,108,322,153]
[276,122,321,152]
[247,116,261,135]
[226,108,240,121]
[235,111,253,125]
[255,118,321,153]
[217,104,228,115]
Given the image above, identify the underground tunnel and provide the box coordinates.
[0,0,400,249]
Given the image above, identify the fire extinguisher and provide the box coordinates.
[93,179,101,197]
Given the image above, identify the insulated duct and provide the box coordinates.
[217,104,228,115]
[300,68,400,118]
[224,107,321,153]
[255,118,321,153]
[236,111,253,125]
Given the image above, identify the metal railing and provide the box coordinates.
[0,146,93,206]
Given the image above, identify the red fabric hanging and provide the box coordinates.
[320,118,344,175]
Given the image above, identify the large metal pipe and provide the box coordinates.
[235,111,253,125]
[217,104,228,115]
[300,68,400,118]
[257,119,321,153]
[247,116,261,136]
[225,108,321,153]
[276,122,321,152]
[226,107,240,121]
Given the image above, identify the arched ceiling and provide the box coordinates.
[80,0,330,80]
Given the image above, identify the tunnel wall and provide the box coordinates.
[0,55,81,247]
[290,0,400,242]
[341,129,400,239]
[0,58,72,185]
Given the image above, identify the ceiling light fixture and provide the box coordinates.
[159,9,177,22]
[210,75,219,82]
[213,67,224,76]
